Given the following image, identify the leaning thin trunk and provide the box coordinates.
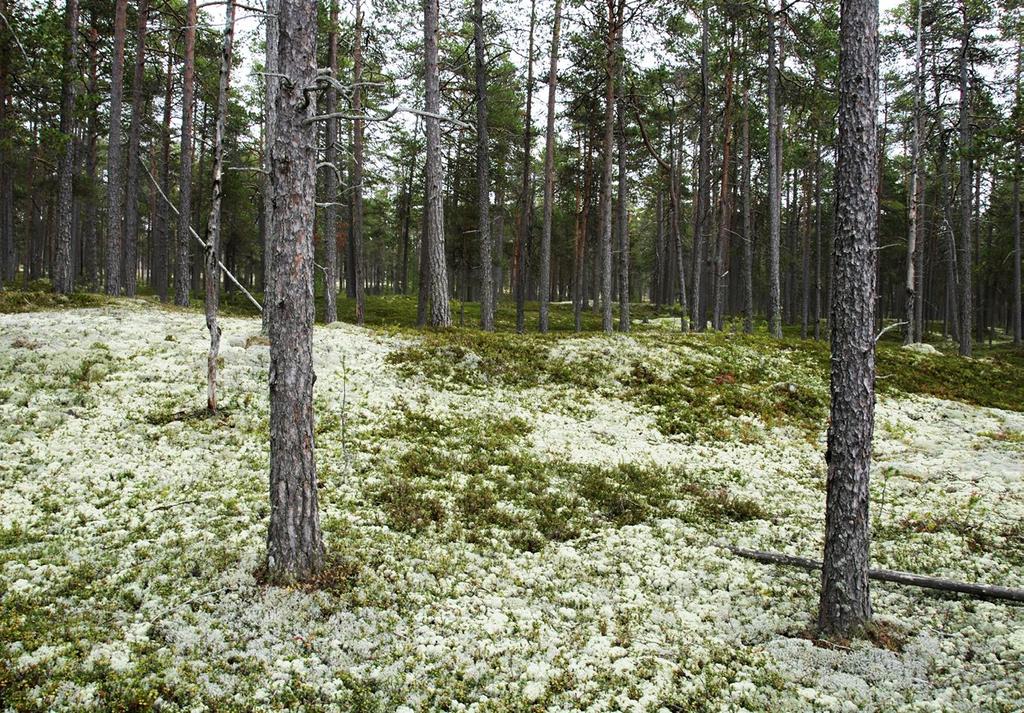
[205,0,235,414]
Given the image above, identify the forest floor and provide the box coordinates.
[1,293,1023,711]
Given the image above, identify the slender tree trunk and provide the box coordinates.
[174,0,198,306]
[475,0,494,331]
[322,0,339,324]
[819,0,879,638]
[903,0,923,344]
[957,10,972,356]
[742,81,754,333]
[766,0,783,337]
[399,120,420,294]
[351,0,366,324]
[266,0,323,583]
[515,0,537,333]
[0,0,11,286]
[615,19,629,332]
[691,0,710,332]
[121,0,148,296]
[598,0,619,334]
[103,0,128,295]
[205,0,234,414]
[713,30,735,331]
[262,0,278,331]
[82,30,100,290]
[54,0,79,294]
[1014,37,1022,346]
[538,0,561,333]
[574,134,593,331]
[423,0,450,327]
[814,140,823,339]
[154,52,173,302]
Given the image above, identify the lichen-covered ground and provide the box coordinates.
[1,301,1022,711]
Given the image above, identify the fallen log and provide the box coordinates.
[727,546,1024,604]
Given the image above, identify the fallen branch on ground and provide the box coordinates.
[727,546,1024,603]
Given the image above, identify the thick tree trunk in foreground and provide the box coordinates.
[538,0,562,333]
[819,0,879,638]
[175,0,198,306]
[266,0,323,583]
[205,0,235,414]
[475,0,494,331]
[54,0,78,295]
[104,0,128,296]
[322,0,339,324]
[423,0,450,327]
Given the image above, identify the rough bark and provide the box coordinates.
[423,0,450,327]
[123,0,148,296]
[475,0,494,331]
[322,0,339,324]
[266,0,323,583]
[538,0,561,333]
[54,0,78,295]
[174,0,197,306]
[205,0,234,414]
[819,0,878,638]
[1014,36,1022,346]
[82,28,100,289]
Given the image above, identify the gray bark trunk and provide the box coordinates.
[713,32,735,332]
[598,0,619,333]
[766,0,783,338]
[205,0,235,413]
[615,22,629,333]
[903,0,923,344]
[174,0,197,306]
[266,0,323,583]
[54,0,79,294]
[819,0,879,638]
[958,14,972,356]
[154,52,174,302]
[104,0,128,295]
[262,0,278,331]
[322,0,339,324]
[475,0,494,331]
[352,0,366,324]
[538,0,561,333]
[515,0,537,334]
[123,0,148,297]
[742,81,753,334]
[423,0,450,327]
[691,1,710,332]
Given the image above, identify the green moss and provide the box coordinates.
[0,286,114,314]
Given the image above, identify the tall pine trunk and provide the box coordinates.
[54,0,78,295]
[123,0,149,296]
[741,79,754,334]
[615,21,629,332]
[266,0,323,583]
[351,0,366,324]
[538,0,561,333]
[766,0,783,337]
[475,0,494,331]
[713,29,735,331]
[819,0,879,638]
[957,10,973,356]
[322,0,339,324]
[154,53,174,302]
[262,0,278,331]
[104,0,128,295]
[423,0,450,327]
[174,0,198,306]
[515,0,537,333]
